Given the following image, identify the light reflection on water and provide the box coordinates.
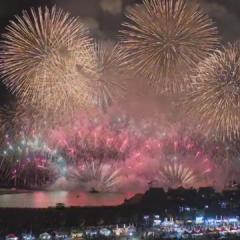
[0,191,134,208]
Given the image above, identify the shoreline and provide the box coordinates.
[0,188,33,195]
[0,190,134,208]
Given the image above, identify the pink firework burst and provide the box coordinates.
[48,114,148,165]
[46,113,220,192]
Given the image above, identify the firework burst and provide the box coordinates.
[155,134,213,188]
[0,132,59,188]
[0,6,96,119]
[92,41,127,111]
[48,114,143,166]
[68,161,121,192]
[158,162,196,188]
[184,42,240,141]
[120,0,219,93]
[73,41,127,112]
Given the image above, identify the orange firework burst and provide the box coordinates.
[75,41,127,112]
[0,6,96,119]
[184,42,240,141]
[120,0,219,93]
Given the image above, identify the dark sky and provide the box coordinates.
[0,0,240,104]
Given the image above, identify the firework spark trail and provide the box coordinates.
[184,42,240,141]
[120,0,219,93]
[0,154,16,185]
[0,6,97,120]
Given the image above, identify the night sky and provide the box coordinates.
[0,0,240,104]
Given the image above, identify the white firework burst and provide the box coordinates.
[69,161,121,192]
[158,162,197,188]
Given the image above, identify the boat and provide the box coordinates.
[89,188,99,194]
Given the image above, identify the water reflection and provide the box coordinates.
[0,191,134,208]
